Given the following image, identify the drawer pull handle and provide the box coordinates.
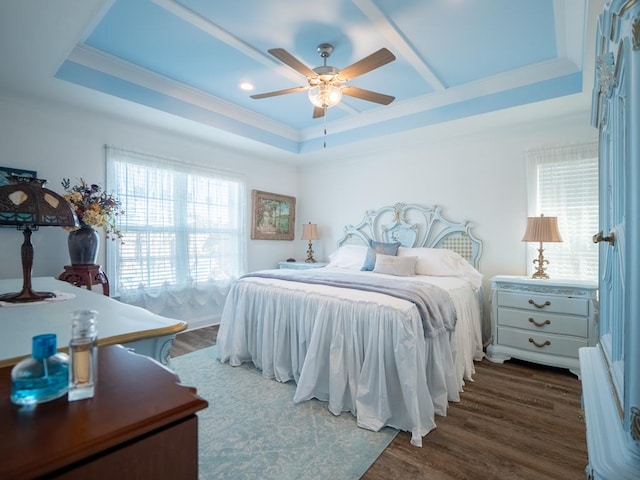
[528,318,551,327]
[528,338,551,348]
[528,299,551,309]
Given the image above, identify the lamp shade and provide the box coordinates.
[301,222,319,240]
[0,177,78,227]
[0,176,78,303]
[521,214,563,243]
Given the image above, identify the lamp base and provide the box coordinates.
[531,246,550,279]
[305,240,316,263]
[0,289,55,303]
[531,270,550,280]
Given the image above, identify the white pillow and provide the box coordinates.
[373,254,417,277]
[397,247,483,287]
[327,245,367,270]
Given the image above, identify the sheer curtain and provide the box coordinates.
[525,141,598,281]
[105,145,247,327]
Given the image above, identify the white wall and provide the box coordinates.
[298,108,598,324]
[0,90,599,322]
[0,93,298,280]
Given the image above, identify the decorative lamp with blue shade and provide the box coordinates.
[0,176,78,302]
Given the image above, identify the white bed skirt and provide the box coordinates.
[217,274,483,447]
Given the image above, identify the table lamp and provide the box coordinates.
[521,213,563,279]
[0,176,78,302]
[301,222,319,263]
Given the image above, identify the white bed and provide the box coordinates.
[217,203,484,447]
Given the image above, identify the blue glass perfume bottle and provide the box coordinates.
[10,334,69,406]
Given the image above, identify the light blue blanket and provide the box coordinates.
[242,270,457,338]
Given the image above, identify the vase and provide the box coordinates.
[67,224,100,265]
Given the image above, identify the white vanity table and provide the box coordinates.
[0,277,186,368]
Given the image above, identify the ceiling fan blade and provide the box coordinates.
[250,85,308,99]
[342,86,395,105]
[268,48,318,78]
[312,106,325,119]
[338,48,396,81]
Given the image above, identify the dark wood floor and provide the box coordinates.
[172,326,587,480]
[171,326,218,357]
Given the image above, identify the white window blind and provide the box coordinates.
[105,146,246,325]
[526,142,599,281]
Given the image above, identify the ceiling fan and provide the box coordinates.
[251,43,396,119]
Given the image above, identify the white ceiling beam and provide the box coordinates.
[152,0,304,85]
[553,0,568,60]
[351,0,446,91]
[67,44,301,141]
[152,0,359,116]
[302,57,579,140]
[555,0,588,69]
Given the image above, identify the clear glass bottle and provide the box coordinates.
[68,309,98,401]
[10,334,69,406]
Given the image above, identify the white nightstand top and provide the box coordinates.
[491,275,598,289]
[278,261,328,270]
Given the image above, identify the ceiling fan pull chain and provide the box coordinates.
[323,108,328,148]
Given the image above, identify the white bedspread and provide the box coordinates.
[217,267,484,447]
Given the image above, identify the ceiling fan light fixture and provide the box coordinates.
[253,43,396,119]
[308,83,342,109]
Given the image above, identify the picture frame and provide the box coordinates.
[251,190,296,240]
[0,166,37,186]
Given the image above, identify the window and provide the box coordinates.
[105,146,246,325]
[526,142,599,281]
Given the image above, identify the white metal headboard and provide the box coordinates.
[337,203,483,269]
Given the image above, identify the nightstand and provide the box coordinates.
[486,275,598,377]
[278,261,328,270]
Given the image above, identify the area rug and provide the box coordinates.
[171,346,398,480]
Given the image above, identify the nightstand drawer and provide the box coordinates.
[497,327,588,358]
[497,291,589,316]
[496,307,588,338]
[489,276,598,376]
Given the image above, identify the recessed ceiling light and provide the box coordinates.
[239,82,254,91]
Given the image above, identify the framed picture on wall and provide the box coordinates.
[251,190,296,240]
[0,166,37,186]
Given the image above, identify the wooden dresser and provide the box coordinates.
[0,345,208,479]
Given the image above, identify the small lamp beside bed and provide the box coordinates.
[521,214,563,279]
[301,222,319,263]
